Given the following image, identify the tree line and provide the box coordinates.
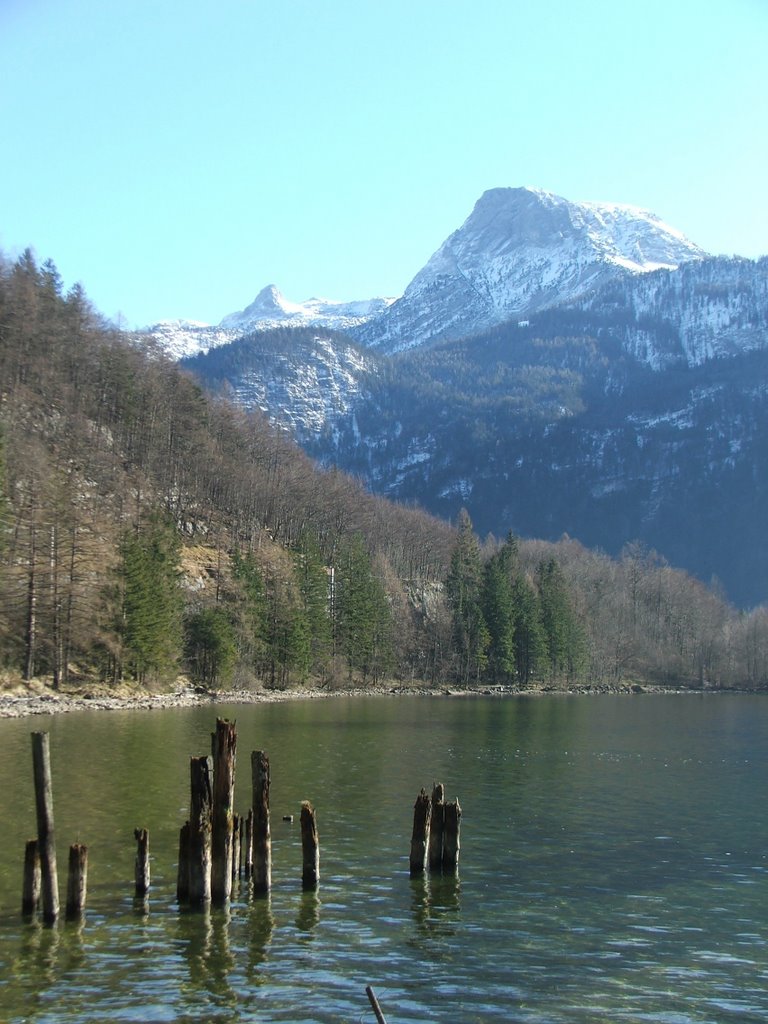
[0,248,766,693]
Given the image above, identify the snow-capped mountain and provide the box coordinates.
[144,286,395,360]
[166,185,767,604]
[220,285,395,333]
[355,186,707,352]
[148,186,706,360]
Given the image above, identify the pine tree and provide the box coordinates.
[445,509,489,685]
[334,533,394,684]
[184,606,237,687]
[294,532,333,680]
[512,572,545,685]
[263,557,311,688]
[536,558,586,682]
[118,514,182,684]
[482,540,517,682]
[231,549,268,674]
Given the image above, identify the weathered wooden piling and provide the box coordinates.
[366,985,389,1024]
[251,751,271,894]
[211,718,237,904]
[409,788,432,877]
[65,843,88,919]
[134,828,150,896]
[31,731,59,923]
[300,800,319,890]
[22,839,41,916]
[231,814,242,885]
[244,809,254,879]
[442,799,462,871]
[176,821,191,902]
[189,755,213,905]
[427,782,445,872]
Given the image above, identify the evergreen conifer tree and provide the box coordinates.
[445,509,489,685]
[536,557,586,682]
[118,514,182,684]
[231,549,269,675]
[184,606,237,687]
[512,572,545,685]
[334,533,394,684]
[294,532,333,680]
[482,539,517,682]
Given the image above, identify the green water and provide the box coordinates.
[0,694,767,1022]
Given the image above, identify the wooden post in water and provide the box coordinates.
[442,799,461,871]
[409,788,432,877]
[251,751,271,894]
[22,839,41,916]
[134,828,150,896]
[231,814,242,886]
[244,808,254,879]
[428,782,445,872]
[176,821,191,903]
[31,731,59,923]
[300,801,319,890]
[65,843,88,919]
[366,985,389,1024]
[211,718,237,905]
[189,756,213,906]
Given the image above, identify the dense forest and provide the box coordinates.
[1,249,767,693]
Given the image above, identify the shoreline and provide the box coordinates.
[0,679,712,719]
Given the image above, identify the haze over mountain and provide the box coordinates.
[170,186,767,607]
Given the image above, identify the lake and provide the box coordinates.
[0,693,767,1023]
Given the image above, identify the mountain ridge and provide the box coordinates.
[147,185,708,360]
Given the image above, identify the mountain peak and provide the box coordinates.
[218,286,396,336]
[356,186,708,352]
[219,284,288,327]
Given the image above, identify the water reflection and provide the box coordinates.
[176,904,237,1011]
[295,889,321,934]
[410,870,461,938]
[132,893,150,920]
[247,894,274,976]
[19,917,61,986]
[9,916,90,1020]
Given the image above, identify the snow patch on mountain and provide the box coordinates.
[577,256,768,368]
[140,320,241,360]
[204,333,379,440]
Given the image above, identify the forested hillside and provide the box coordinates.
[1,249,767,693]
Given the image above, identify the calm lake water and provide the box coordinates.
[0,693,767,1023]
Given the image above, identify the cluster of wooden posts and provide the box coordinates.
[175,718,319,907]
[408,782,461,877]
[21,718,461,928]
[21,719,320,923]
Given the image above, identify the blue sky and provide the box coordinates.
[1,0,766,327]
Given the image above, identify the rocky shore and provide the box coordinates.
[0,682,350,719]
[0,678,674,719]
